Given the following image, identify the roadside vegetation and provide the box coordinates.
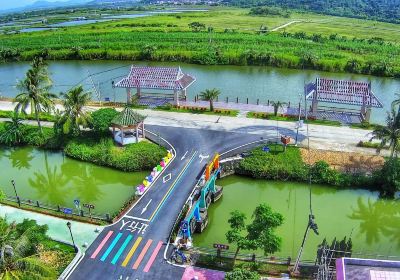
[0,217,75,279]
[236,143,399,198]
[0,9,399,77]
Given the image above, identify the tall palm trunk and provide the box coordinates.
[210,99,214,112]
[35,103,43,134]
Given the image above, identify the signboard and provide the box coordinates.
[83,203,95,209]
[73,199,80,209]
[213,243,229,250]
[181,221,188,233]
[63,208,73,215]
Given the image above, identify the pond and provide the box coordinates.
[193,175,400,261]
[0,147,147,216]
[0,60,399,124]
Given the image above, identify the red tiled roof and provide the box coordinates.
[115,66,196,91]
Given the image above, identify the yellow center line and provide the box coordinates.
[148,151,197,221]
[121,237,142,267]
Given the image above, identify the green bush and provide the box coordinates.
[64,136,166,172]
[90,108,119,134]
[310,161,340,186]
[225,268,260,280]
[237,145,308,181]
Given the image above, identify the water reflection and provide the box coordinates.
[348,197,400,248]
[28,152,70,205]
[6,147,34,170]
[70,164,106,203]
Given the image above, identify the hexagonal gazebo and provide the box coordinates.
[111,107,146,145]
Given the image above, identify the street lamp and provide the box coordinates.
[293,214,319,273]
[295,93,303,146]
[66,222,78,253]
[10,180,20,207]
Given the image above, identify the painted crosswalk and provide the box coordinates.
[90,231,163,273]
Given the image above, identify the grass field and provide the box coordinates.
[0,8,399,77]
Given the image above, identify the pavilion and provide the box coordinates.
[114,65,196,106]
[111,107,146,146]
[305,78,383,122]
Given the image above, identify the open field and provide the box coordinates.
[0,8,399,77]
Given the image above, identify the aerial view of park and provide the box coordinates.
[0,0,399,279]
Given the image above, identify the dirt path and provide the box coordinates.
[271,20,302,31]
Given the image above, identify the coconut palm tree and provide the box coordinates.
[0,217,57,279]
[200,88,220,112]
[370,104,400,158]
[14,57,56,134]
[0,113,25,146]
[59,85,92,136]
[270,101,287,116]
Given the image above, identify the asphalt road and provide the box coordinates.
[68,125,294,280]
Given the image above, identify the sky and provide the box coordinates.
[0,0,67,11]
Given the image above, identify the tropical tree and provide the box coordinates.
[226,204,284,264]
[0,217,57,279]
[14,57,56,134]
[270,100,287,116]
[200,88,220,112]
[370,103,400,158]
[59,85,92,136]
[0,113,25,146]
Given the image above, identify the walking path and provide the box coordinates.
[271,20,302,31]
[0,205,101,250]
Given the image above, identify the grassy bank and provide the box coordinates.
[247,112,342,126]
[0,9,399,77]
[0,122,166,172]
[236,144,377,190]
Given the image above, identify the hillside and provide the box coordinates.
[223,0,400,23]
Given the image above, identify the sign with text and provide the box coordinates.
[213,243,229,250]
[83,203,95,209]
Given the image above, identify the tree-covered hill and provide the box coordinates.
[222,0,400,23]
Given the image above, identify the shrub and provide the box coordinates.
[225,268,260,280]
[90,108,119,134]
[310,161,340,185]
[64,136,166,172]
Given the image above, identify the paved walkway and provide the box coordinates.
[0,205,101,250]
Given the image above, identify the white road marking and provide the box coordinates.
[199,154,210,163]
[141,199,153,215]
[181,150,188,160]
[123,215,150,222]
[163,173,172,183]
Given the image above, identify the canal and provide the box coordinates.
[193,175,400,261]
[0,61,399,124]
[0,147,146,216]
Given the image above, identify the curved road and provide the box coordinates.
[67,125,287,280]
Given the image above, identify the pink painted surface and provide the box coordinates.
[181,267,225,280]
[143,241,163,272]
[132,239,153,269]
[91,231,113,259]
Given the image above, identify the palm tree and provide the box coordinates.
[14,57,56,134]
[60,85,92,136]
[270,101,287,116]
[0,113,25,146]
[0,218,57,279]
[370,103,400,158]
[200,88,221,112]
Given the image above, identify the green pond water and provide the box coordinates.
[0,60,399,124]
[194,176,400,261]
[0,147,147,216]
